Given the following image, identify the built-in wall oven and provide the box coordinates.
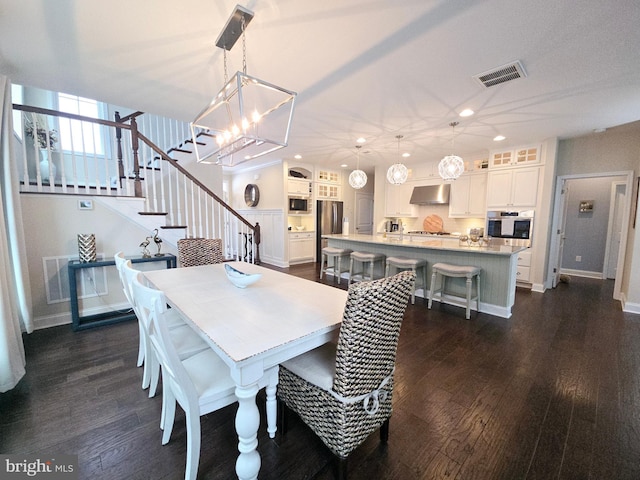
[486,210,534,247]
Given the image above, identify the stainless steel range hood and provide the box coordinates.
[409,184,450,205]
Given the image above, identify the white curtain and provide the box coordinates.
[0,75,33,392]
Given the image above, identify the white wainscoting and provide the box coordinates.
[237,209,287,267]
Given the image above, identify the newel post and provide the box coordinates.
[254,223,261,265]
[115,111,124,187]
[130,116,142,197]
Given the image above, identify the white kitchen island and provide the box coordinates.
[323,234,527,318]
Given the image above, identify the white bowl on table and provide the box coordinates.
[224,264,262,288]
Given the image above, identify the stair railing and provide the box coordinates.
[12,103,260,264]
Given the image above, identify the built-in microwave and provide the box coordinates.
[486,210,534,246]
[288,196,311,214]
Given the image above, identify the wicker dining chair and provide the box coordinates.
[277,270,415,480]
[177,238,224,267]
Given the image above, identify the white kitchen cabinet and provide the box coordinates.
[289,232,315,264]
[316,183,341,200]
[316,169,341,184]
[385,182,416,217]
[489,145,540,169]
[486,167,539,208]
[288,178,312,196]
[449,172,487,217]
[516,249,532,283]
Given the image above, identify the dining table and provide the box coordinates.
[143,262,348,480]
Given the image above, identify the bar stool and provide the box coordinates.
[385,256,427,304]
[319,247,352,284]
[428,262,481,320]
[348,251,385,284]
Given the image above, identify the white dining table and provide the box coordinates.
[143,262,348,480]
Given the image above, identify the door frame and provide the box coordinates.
[603,181,627,279]
[547,170,633,300]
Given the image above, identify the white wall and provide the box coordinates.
[21,194,176,329]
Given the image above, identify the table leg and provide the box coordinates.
[265,367,278,439]
[235,383,261,480]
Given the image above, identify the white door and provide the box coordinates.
[355,192,374,234]
[604,182,626,279]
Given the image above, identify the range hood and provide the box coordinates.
[409,184,450,205]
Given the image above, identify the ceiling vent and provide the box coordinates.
[473,61,527,88]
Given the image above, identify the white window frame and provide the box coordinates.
[57,93,107,156]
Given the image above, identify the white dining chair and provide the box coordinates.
[121,260,208,397]
[131,272,278,480]
[114,251,144,367]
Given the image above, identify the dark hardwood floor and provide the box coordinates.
[2,264,640,479]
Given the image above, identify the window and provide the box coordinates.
[11,84,23,140]
[57,93,105,155]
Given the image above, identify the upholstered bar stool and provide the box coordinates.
[319,247,352,284]
[428,262,481,320]
[348,251,385,284]
[385,256,427,304]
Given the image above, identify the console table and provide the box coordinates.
[68,254,176,331]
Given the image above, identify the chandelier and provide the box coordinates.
[191,5,297,167]
[438,122,465,180]
[386,135,409,185]
[348,145,367,189]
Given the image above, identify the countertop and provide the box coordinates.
[323,234,527,256]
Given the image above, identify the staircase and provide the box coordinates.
[13,104,260,263]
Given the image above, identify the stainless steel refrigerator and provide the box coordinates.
[316,200,343,262]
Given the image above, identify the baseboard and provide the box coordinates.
[559,268,603,279]
[531,283,546,293]
[32,301,133,331]
[621,293,640,315]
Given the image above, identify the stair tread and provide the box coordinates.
[160,225,187,229]
[138,212,168,216]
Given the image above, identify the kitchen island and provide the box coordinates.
[323,234,527,318]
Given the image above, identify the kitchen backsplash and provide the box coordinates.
[378,204,485,234]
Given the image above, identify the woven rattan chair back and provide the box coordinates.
[333,270,416,398]
[177,238,224,267]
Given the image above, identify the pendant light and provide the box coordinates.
[438,122,465,180]
[387,135,409,185]
[348,145,367,189]
[190,5,297,167]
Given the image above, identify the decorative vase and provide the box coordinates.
[78,234,97,263]
[39,149,56,183]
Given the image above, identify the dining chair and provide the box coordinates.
[131,272,278,480]
[177,238,224,267]
[277,270,415,480]
[114,251,144,367]
[121,261,208,397]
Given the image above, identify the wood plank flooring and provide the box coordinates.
[2,264,640,479]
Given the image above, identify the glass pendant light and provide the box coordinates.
[438,122,465,180]
[387,135,409,185]
[348,145,367,189]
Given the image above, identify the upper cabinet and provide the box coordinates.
[288,178,312,196]
[489,145,540,169]
[316,183,342,200]
[486,167,540,208]
[316,169,341,184]
[385,181,416,217]
[449,172,487,218]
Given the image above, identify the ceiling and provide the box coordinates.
[1,0,640,173]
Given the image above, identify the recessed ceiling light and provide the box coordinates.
[493,135,506,141]
[340,164,348,168]
[593,128,606,133]
[294,154,302,159]
[459,109,474,117]
[402,152,410,158]
[356,137,366,144]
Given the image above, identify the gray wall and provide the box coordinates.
[561,176,624,273]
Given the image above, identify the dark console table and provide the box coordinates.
[68,254,176,331]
